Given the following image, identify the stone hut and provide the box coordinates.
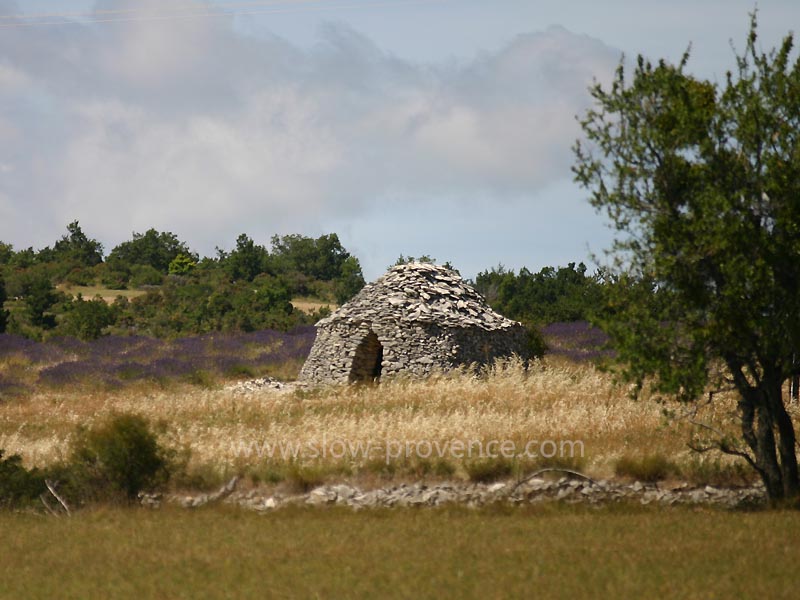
[299,262,529,385]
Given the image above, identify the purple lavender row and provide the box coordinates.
[0,327,316,391]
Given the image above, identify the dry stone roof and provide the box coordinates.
[319,262,518,331]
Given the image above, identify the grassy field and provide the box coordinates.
[0,357,769,486]
[2,504,798,599]
[56,284,149,303]
[290,296,338,314]
[2,344,799,597]
[54,285,333,314]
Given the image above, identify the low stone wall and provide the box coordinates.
[146,478,767,511]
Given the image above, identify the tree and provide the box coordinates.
[71,413,170,501]
[168,254,196,276]
[52,221,104,267]
[60,295,116,340]
[334,256,366,304]
[573,15,800,502]
[270,233,355,281]
[108,229,196,274]
[0,242,13,265]
[392,254,437,268]
[474,263,603,324]
[222,234,270,282]
[0,275,8,333]
[21,273,61,329]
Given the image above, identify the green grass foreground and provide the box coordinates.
[1,505,798,599]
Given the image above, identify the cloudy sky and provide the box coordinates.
[1,0,798,280]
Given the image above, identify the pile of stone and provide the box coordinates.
[143,477,766,511]
[224,377,294,394]
[320,262,518,332]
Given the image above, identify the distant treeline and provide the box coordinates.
[473,263,604,325]
[0,222,364,340]
[0,222,605,340]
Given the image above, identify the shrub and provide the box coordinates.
[63,267,95,287]
[464,458,514,483]
[614,454,677,482]
[70,413,171,501]
[284,462,326,493]
[168,254,196,276]
[678,456,756,487]
[0,450,45,508]
[100,268,130,290]
[522,322,547,359]
[0,275,8,333]
[409,458,456,479]
[130,264,165,287]
[59,296,116,340]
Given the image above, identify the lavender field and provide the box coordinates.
[540,321,611,363]
[0,327,316,397]
[0,321,610,398]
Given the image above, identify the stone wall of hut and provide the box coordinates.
[299,320,529,386]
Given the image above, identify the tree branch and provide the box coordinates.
[45,479,71,516]
[511,468,597,493]
[39,494,60,517]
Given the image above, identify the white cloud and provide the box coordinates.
[0,1,621,261]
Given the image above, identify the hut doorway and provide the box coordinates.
[349,331,383,383]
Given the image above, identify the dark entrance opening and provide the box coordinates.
[349,331,383,383]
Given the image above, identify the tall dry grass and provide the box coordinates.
[1,355,768,485]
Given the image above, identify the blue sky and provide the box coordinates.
[1,1,798,280]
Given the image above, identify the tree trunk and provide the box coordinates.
[754,397,784,501]
[738,378,800,504]
[769,384,799,499]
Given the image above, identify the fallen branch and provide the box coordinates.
[183,476,240,508]
[208,476,239,503]
[511,468,597,494]
[45,479,71,516]
[39,494,60,517]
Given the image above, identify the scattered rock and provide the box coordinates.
[225,377,294,394]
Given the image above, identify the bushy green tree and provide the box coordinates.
[220,234,270,282]
[168,253,196,276]
[59,295,116,340]
[334,256,366,304]
[51,221,104,267]
[99,259,131,290]
[130,264,165,287]
[0,275,8,333]
[9,247,35,270]
[21,273,61,329]
[108,229,196,274]
[0,242,13,265]
[573,15,800,501]
[474,263,603,323]
[0,450,45,508]
[271,233,352,281]
[70,414,170,501]
[392,253,436,267]
[228,274,295,331]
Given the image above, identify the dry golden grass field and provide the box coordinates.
[56,284,149,304]
[0,356,776,487]
[289,297,338,314]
